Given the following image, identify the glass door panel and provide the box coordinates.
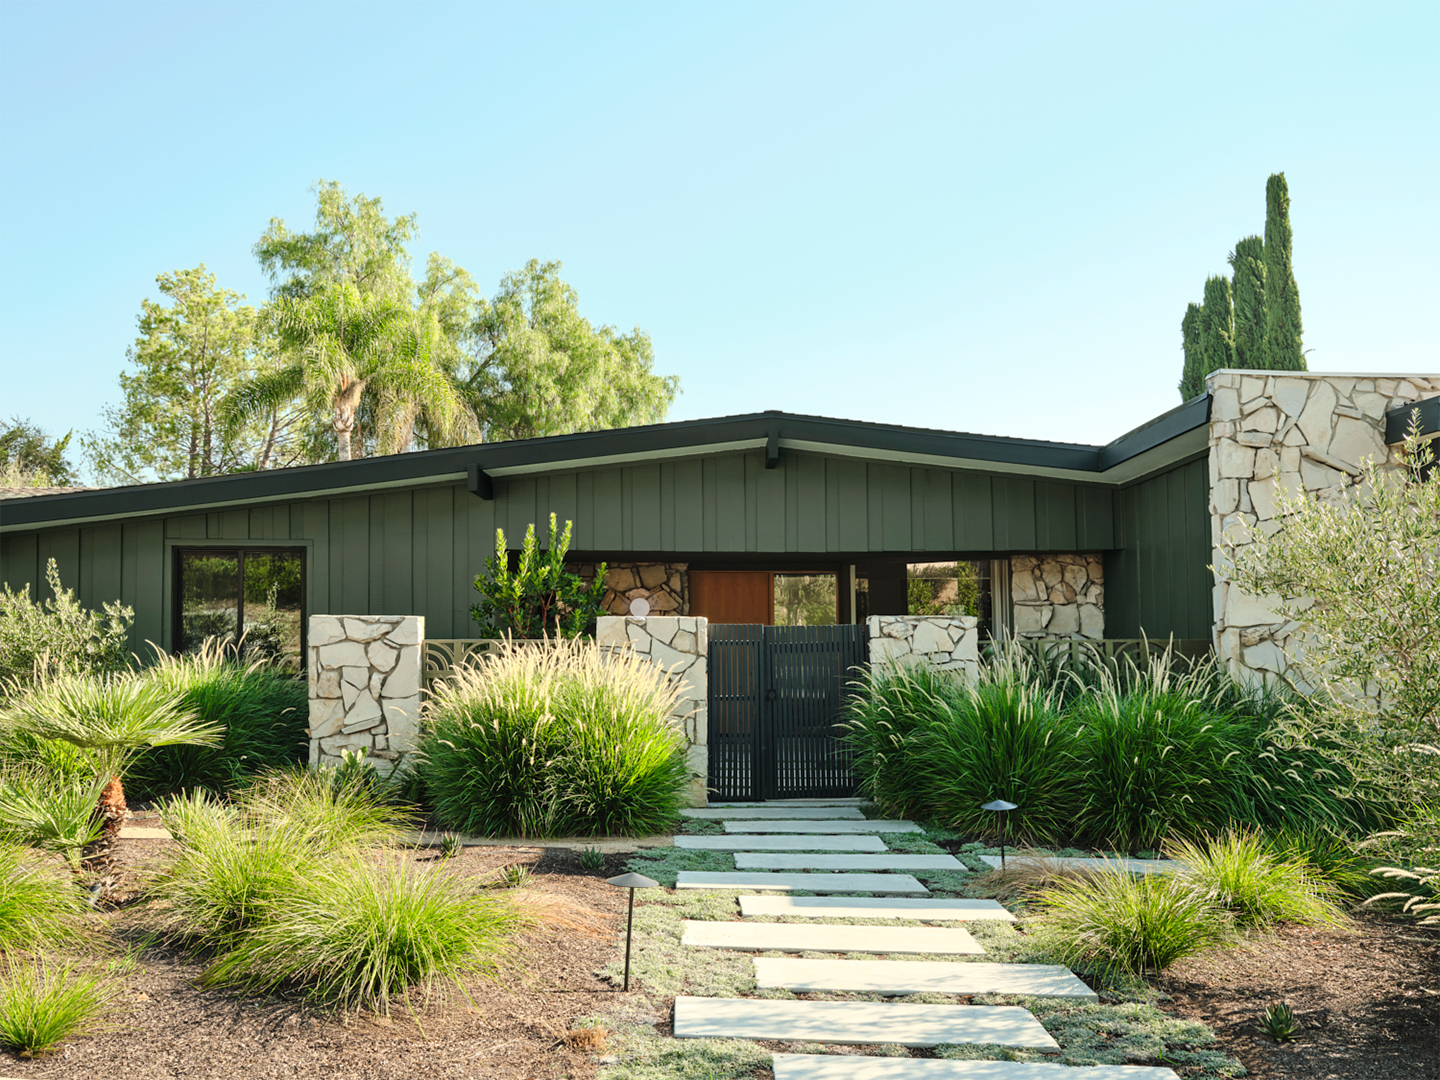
[179,551,240,653]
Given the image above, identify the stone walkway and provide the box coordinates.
[662,800,1181,1078]
[977,855,1181,875]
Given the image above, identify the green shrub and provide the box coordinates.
[841,662,955,817]
[0,559,133,689]
[420,638,689,838]
[124,642,307,801]
[0,768,106,867]
[1031,868,1232,977]
[1170,830,1346,929]
[1266,824,1385,898]
[1071,669,1251,853]
[0,843,87,953]
[908,658,1082,843]
[236,766,411,851]
[201,853,521,1014]
[0,960,114,1056]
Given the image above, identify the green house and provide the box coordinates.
[0,401,1213,670]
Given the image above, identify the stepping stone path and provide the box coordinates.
[724,818,922,833]
[673,997,1061,1051]
[753,958,1096,1001]
[682,806,866,820]
[676,871,929,894]
[680,920,984,955]
[772,1057,1181,1079]
[978,854,1182,875]
[734,852,964,871]
[660,801,1127,1068]
[675,834,889,852]
[739,895,1015,921]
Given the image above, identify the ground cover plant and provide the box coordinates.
[420,636,690,838]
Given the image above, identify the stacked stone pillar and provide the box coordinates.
[866,615,980,680]
[307,616,423,774]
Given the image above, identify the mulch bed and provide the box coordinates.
[1154,915,1440,1079]
[4,839,635,1080]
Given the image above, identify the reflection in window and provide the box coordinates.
[773,573,838,626]
[906,560,995,636]
[177,549,304,671]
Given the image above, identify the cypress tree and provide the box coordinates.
[1178,302,1204,399]
[1228,235,1265,369]
[1199,274,1235,383]
[1261,173,1305,370]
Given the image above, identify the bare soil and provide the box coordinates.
[1155,916,1440,1079]
[4,839,635,1080]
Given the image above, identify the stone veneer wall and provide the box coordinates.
[573,562,688,616]
[1209,370,1440,684]
[1010,554,1104,639]
[867,615,980,680]
[596,615,709,806]
[307,616,423,773]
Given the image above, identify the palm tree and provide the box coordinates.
[226,282,467,461]
[0,673,221,877]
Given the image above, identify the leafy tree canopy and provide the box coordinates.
[0,418,76,488]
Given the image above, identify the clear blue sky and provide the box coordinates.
[2,1,1436,469]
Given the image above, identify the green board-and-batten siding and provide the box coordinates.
[1,446,1208,652]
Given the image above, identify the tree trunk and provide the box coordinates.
[333,377,367,462]
[81,775,127,885]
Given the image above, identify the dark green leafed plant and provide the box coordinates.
[125,640,307,801]
[1257,1002,1301,1043]
[420,637,689,838]
[471,514,607,639]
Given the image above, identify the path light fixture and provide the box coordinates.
[606,871,660,991]
[981,799,1018,870]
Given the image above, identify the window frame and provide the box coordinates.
[172,545,308,666]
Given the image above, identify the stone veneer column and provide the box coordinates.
[307,615,423,774]
[1208,370,1440,685]
[596,615,708,807]
[866,615,980,680]
[1009,554,1104,639]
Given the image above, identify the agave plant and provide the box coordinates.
[0,671,221,875]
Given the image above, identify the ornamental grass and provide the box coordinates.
[419,637,690,838]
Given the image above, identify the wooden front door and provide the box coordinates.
[689,571,774,625]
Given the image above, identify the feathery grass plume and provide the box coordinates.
[1169,830,1346,929]
[841,661,957,818]
[0,959,115,1057]
[126,639,307,801]
[420,637,689,838]
[1071,654,1251,852]
[235,766,412,852]
[1030,866,1232,978]
[200,851,523,1014]
[0,768,106,867]
[908,649,1082,843]
[0,843,88,954]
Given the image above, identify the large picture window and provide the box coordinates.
[175,548,305,671]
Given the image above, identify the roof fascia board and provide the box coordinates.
[486,438,770,478]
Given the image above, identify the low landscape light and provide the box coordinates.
[606,871,660,991]
[981,799,1019,869]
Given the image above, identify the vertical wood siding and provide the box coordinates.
[1,447,1178,656]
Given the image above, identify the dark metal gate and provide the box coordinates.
[707,624,868,801]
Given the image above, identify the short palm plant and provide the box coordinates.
[0,671,221,874]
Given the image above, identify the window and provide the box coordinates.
[175,548,305,671]
[772,573,838,626]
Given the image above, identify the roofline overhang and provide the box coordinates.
[1,398,1211,533]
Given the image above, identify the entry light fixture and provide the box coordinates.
[606,871,660,991]
[981,799,1019,870]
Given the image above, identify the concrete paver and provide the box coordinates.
[753,958,1096,1000]
[682,807,866,820]
[735,852,963,871]
[772,1056,1180,1079]
[672,997,1060,1050]
[739,896,1015,921]
[675,834,888,852]
[724,819,921,834]
[978,855,1180,875]
[681,920,983,955]
[675,871,929,894]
